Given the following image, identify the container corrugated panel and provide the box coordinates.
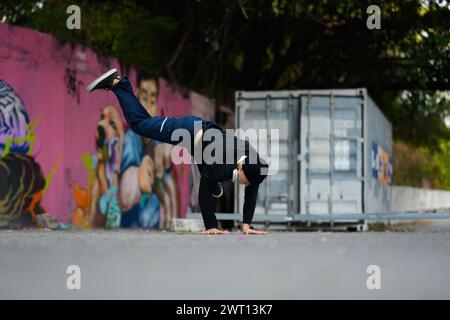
[235,89,392,223]
[364,91,392,213]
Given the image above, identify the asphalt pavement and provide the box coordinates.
[1,220,450,299]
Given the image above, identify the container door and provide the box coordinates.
[235,95,299,216]
[299,93,363,215]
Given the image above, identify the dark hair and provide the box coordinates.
[242,157,269,185]
[136,70,159,91]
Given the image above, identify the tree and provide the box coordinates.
[2,0,450,148]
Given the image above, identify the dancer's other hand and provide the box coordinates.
[242,223,267,235]
[200,228,225,235]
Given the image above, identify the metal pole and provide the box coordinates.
[265,95,271,216]
[288,95,293,216]
[306,93,312,227]
[329,93,335,227]
[187,212,450,222]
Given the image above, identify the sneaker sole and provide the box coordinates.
[86,68,117,92]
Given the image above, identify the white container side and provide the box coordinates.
[234,88,392,222]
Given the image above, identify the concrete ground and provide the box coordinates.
[1,220,450,299]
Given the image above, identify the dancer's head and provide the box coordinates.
[234,156,269,186]
[235,162,250,186]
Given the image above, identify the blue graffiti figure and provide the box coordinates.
[119,129,161,228]
[99,185,121,228]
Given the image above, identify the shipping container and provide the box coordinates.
[235,88,392,226]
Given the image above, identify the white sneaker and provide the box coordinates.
[86,68,119,92]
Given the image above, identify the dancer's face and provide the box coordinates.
[136,79,158,116]
[236,163,250,186]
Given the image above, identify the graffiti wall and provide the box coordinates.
[372,143,393,186]
[0,24,230,228]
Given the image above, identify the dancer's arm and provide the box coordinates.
[242,184,267,234]
[198,176,222,233]
[242,184,258,224]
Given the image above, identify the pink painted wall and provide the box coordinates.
[0,24,123,222]
[191,91,215,120]
[0,24,221,226]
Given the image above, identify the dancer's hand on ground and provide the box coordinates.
[200,228,225,235]
[242,223,267,235]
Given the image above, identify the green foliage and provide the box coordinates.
[426,139,450,189]
[22,0,177,73]
[0,0,41,24]
[1,0,450,154]
[394,140,450,190]
[388,91,450,147]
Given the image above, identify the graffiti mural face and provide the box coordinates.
[136,78,158,116]
[96,105,124,189]
[72,73,182,229]
[0,153,46,227]
[0,80,47,228]
[2,26,212,226]
[119,75,166,228]
[137,154,155,194]
[0,80,31,155]
[92,105,125,228]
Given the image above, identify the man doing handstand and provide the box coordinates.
[87,69,268,234]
